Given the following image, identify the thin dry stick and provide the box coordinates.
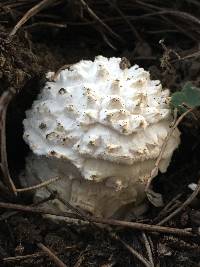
[56,195,92,221]
[0,202,78,218]
[16,176,60,192]
[150,10,200,27]
[113,234,152,267]
[73,249,87,267]
[162,201,180,214]
[55,194,100,228]
[152,193,182,223]
[0,90,17,194]
[159,193,182,214]
[179,50,200,60]
[142,232,154,267]
[37,243,67,267]
[0,193,55,221]
[62,214,193,237]
[105,0,142,42]
[0,202,194,236]
[98,27,117,51]
[136,0,200,26]
[33,179,90,220]
[145,108,193,192]
[0,89,15,113]
[158,178,200,226]
[51,64,72,81]
[79,0,124,42]
[24,22,67,29]
[133,1,199,41]
[9,0,59,37]
[3,252,44,262]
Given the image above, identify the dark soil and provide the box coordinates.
[0,1,200,266]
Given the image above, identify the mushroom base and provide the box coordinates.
[21,154,172,218]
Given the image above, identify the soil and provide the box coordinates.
[0,1,200,266]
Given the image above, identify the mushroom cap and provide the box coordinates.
[23,56,180,182]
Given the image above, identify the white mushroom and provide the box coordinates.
[22,56,180,218]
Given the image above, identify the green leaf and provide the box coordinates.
[171,82,200,112]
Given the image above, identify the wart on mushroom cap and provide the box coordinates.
[22,56,180,218]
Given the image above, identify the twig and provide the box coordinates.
[113,234,152,267]
[35,179,91,221]
[51,64,72,81]
[0,89,15,113]
[142,233,154,267]
[23,21,67,30]
[59,216,90,226]
[0,91,60,195]
[179,50,200,60]
[145,108,193,192]
[105,0,142,42]
[3,252,44,262]
[0,202,79,218]
[161,193,182,214]
[98,27,117,51]
[158,178,200,226]
[0,90,17,194]
[79,0,124,42]
[9,0,59,37]
[37,243,67,267]
[3,245,78,262]
[73,249,87,267]
[0,202,194,236]
[16,176,60,192]
[152,193,182,223]
[24,22,67,29]
[0,193,56,221]
[56,195,94,222]
[150,10,200,27]
[136,0,200,26]
[133,1,199,41]
[24,175,92,222]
